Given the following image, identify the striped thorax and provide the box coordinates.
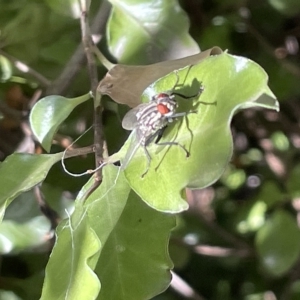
[135,93,177,145]
[121,72,205,177]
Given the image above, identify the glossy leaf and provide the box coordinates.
[41,166,128,300]
[29,94,90,152]
[0,216,51,254]
[41,165,175,299]
[117,53,279,212]
[255,210,300,276]
[0,153,62,222]
[86,166,175,299]
[40,206,101,300]
[106,0,199,64]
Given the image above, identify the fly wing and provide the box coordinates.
[121,129,142,170]
[122,103,149,130]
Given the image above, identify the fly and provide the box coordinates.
[121,71,210,177]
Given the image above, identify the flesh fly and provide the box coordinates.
[121,73,205,177]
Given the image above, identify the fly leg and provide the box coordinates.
[154,126,190,157]
[170,65,193,92]
[155,140,190,157]
[172,83,204,100]
[173,84,217,107]
[141,128,166,178]
[141,146,152,178]
[169,111,197,120]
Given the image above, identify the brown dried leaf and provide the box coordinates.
[98,47,223,108]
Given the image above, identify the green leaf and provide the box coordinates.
[44,0,81,18]
[271,131,290,151]
[86,166,175,299]
[41,165,175,299]
[40,206,101,300]
[287,164,300,198]
[0,55,12,81]
[255,210,300,276]
[41,166,128,299]
[235,201,267,234]
[0,216,50,254]
[119,52,279,212]
[106,0,199,64]
[29,94,90,152]
[0,153,62,222]
[256,181,284,209]
[13,272,45,300]
[4,191,42,223]
[1,3,48,47]
[268,0,300,16]
[221,165,246,190]
[0,290,22,300]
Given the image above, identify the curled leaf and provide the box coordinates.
[98,47,222,108]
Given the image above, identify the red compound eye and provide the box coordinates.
[157,103,170,114]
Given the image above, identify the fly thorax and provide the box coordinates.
[135,93,177,143]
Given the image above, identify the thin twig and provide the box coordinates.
[190,210,251,251]
[45,0,111,96]
[187,190,252,251]
[170,271,207,300]
[0,49,51,87]
[0,101,23,120]
[63,145,95,159]
[79,0,105,199]
[172,236,252,258]
[193,244,250,257]
[93,45,115,70]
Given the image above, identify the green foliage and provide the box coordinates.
[30,94,91,151]
[41,166,175,300]
[256,210,300,276]
[121,54,277,212]
[0,153,62,222]
[41,205,101,300]
[0,216,51,254]
[1,0,300,299]
[268,0,300,16]
[106,0,199,64]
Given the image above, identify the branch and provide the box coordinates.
[45,0,111,96]
[0,101,23,120]
[186,189,252,251]
[0,49,51,87]
[79,0,106,199]
[63,145,95,159]
[170,271,206,300]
